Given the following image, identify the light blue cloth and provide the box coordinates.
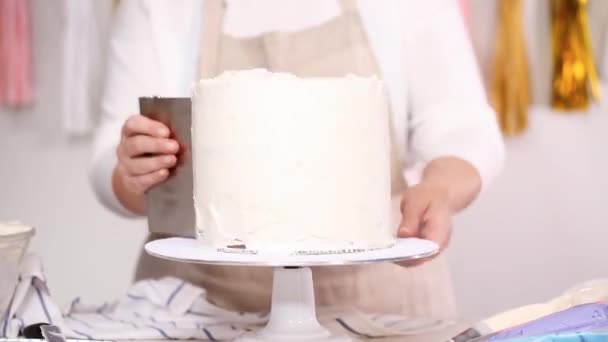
[487,303,608,341]
[502,332,608,342]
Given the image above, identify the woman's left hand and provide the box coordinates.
[396,180,453,266]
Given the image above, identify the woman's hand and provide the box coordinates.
[396,156,482,266]
[397,181,453,266]
[112,115,180,215]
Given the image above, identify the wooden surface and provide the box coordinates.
[116,321,471,342]
[358,321,470,341]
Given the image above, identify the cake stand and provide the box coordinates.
[145,237,438,342]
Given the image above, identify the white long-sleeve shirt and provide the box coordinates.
[90,0,505,217]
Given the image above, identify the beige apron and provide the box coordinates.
[135,0,457,320]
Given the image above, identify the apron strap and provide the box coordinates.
[338,0,358,13]
[199,0,225,79]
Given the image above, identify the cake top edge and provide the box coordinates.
[193,68,382,89]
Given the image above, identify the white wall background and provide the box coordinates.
[0,0,147,309]
[1,0,608,320]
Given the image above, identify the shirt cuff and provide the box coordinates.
[408,104,506,194]
[89,147,141,218]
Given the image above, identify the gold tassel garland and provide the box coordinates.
[490,0,530,136]
[550,0,600,111]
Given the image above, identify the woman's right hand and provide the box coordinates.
[112,115,180,214]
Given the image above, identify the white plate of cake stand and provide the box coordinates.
[145,237,438,342]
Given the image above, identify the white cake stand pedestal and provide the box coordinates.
[145,238,438,342]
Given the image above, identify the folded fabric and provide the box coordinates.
[1,254,445,341]
[487,303,608,341]
[449,278,608,342]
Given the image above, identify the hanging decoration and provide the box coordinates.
[0,0,34,108]
[457,0,470,34]
[550,0,600,111]
[62,0,115,136]
[490,0,531,136]
[603,17,608,86]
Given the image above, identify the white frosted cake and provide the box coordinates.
[192,69,393,251]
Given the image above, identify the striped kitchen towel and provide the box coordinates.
[1,254,451,341]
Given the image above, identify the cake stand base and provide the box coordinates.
[235,266,350,342]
